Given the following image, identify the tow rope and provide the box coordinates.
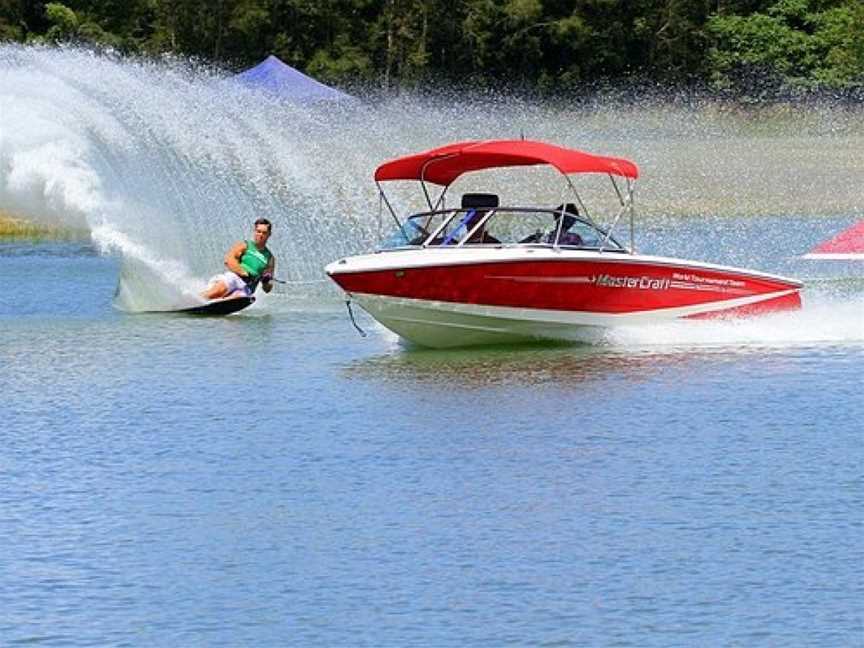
[270,278,329,286]
[345,300,367,337]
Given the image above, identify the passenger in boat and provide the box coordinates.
[202,218,276,300]
[546,205,583,246]
[464,209,501,245]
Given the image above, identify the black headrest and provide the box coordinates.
[461,193,499,209]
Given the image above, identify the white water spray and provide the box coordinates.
[0,45,383,309]
[603,292,864,349]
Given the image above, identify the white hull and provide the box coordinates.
[351,289,799,348]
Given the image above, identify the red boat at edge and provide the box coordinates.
[326,140,802,348]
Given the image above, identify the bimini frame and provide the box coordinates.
[374,141,639,253]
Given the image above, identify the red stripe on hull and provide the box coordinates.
[331,259,800,315]
[686,290,802,319]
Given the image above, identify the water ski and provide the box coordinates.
[174,295,255,315]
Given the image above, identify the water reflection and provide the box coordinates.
[344,344,698,389]
[342,325,843,392]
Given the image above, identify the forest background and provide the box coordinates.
[0,0,863,97]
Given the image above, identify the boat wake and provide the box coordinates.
[602,291,864,350]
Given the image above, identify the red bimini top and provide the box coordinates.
[374,139,640,186]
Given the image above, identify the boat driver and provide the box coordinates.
[202,218,276,300]
[546,204,584,246]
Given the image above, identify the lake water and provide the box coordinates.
[1,221,862,646]
[1,44,863,647]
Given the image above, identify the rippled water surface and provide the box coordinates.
[1,230,862,646]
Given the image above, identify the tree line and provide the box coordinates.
[1,0,862,95]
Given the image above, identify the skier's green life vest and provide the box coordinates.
[239,240,272,279]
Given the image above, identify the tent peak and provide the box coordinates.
[234,55,356,104]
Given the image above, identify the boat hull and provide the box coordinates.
[326,249,802,348]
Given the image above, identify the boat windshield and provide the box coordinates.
[380,208,625,251]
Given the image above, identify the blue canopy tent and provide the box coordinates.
[235,55,356,103]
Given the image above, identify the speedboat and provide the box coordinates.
[325,140,802,348]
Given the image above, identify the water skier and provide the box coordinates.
[203,218,276,300]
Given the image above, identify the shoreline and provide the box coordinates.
[0,212,85,240]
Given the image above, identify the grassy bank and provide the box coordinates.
[0,211,85,240]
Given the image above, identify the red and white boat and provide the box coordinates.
[326,140,802,348]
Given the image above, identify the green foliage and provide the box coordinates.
[0,14,22,40]
[809,3,864,86]
[307,35,372,82]
[0,0,860,93]
[37,2,129,49]
[707,0,864,90]
[44,2,79,41]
